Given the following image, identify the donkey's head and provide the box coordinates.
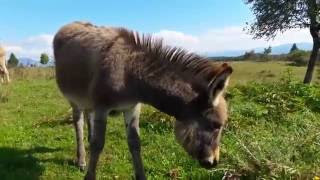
[174,63,232,169]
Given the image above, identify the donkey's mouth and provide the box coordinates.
[199,159,218,169]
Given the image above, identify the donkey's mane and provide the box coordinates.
[117,28,221,83]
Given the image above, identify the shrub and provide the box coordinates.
[243,50,256,60]
[228,70,320,121]
[7,53,19,67]
[286,50,309,66]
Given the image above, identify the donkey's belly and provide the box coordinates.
[64,92,93,110]
[55,55,95,110]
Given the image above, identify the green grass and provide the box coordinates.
[0,62,319,179]
[228,61,320,85]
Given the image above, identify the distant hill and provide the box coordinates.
[256,42,312,55]
[209,42,312,57]
[18,57,40,67]
[18,57,54,67]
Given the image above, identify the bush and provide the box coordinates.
[7,53,19,67]
[228,70,320,121]
[243,50,257,60]
[286,50,309,66]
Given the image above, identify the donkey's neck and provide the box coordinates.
[130,69,201,118]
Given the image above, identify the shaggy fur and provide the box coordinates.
[54,21,232,180]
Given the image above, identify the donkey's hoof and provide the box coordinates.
[79,164,86,171]
[77,162,86,171]
[73,159,86,171]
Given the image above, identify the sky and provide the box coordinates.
[0,0,313,59]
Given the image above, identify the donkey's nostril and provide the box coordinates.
[199,159,218,169]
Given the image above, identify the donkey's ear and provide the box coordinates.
[208,63,233,106]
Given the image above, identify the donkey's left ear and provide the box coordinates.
[208,63,233,106]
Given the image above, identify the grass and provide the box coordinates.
[228,61,320,86]
[0,61,319,179]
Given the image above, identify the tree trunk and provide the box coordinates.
[303,25,320,84]
[303,42,319,84]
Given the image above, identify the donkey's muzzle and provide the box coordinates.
[199,159,218,169]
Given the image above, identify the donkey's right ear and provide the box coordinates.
[208,63,233,106]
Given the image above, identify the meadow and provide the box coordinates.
[0,61,319,179]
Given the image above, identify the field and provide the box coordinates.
[0,61,319,179]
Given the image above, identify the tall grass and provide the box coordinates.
[8,67,55,81]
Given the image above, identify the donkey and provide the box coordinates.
[0,46,10,84]
[54,22,232,180]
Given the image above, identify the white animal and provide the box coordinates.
[0,46,10,84]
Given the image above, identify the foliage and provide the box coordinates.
[243,50,256,60]
[7,53,19,67]
[229,69,320,120]
[263,46,272,55]
[287,50,310,66]
[290,43,299,53]
[260,46,272,61]
[245,0,319,39]
[40,53,49,65]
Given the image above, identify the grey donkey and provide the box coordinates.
[54,22,233,180]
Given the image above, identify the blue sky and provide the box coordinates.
[0,0,312,58]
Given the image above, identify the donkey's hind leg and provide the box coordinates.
[71,103,86,171]
[85,110,94,143]
[124,103,146,180]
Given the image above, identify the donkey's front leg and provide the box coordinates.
[124,103,146,180]
[85,107,108,180]
[71,104,86,171]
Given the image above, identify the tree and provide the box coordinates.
[40,53,49,65]
[263,46,272,55]
[290,43,299,53]
[243,50,256,60]
[7,53,19,67]
[245,0,320,84]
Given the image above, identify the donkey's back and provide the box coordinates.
[54,22,127,109]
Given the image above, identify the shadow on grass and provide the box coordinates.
[0,146,62,180]
[36,110,122,128]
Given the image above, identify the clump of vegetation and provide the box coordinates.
[7,53,19,67]
[229,70,320,121]
[225,70,320,179]
[243,50,257,60]
[289,43,299,54]
[287,50,310,66]
[40,53,50,65]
